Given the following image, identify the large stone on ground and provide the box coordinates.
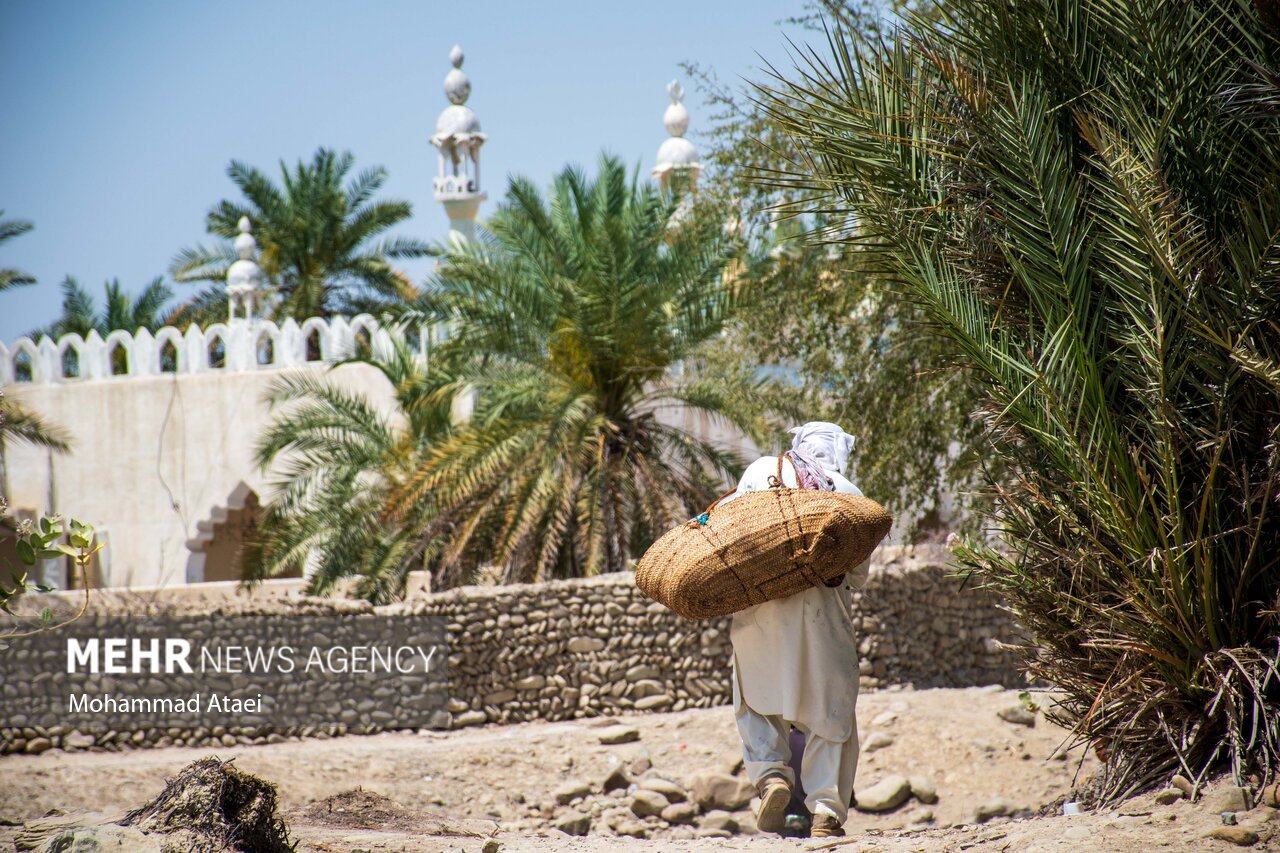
[854,774,911,812]
[1206,826,1260,846]
[688,770,754,811]
[863,731,894,751]
[630,789,669,818]
[1154,788,1184,805]
[1170,774,1195,798]
[597,726,640,745]
[908,775,938,804]
[661,802,698,824]
[1202,785,1250,814]
[699,809,739,833]
[597,759,630,793]
[554,780,591,805]
[639,776,687,802]
[553,810,591,836]
[614,820,649,838]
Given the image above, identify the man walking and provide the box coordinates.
[721,422,867,839]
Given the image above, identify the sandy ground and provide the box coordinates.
[1,686,1275,852]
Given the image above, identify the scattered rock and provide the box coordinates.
[973,797,1014,823]
[854,774,911,812]
[1154,788,1184,805]
[661,802,698,825]
[614,820,649,838]
[597,758,630,793]
[863,731,894,752]
[1206,826,1260,846]
[639,776,686,802]
[903,805,935,825]
[630,789,669,818]
[688,771,754,811]
[554,781,591,805]
[695,827,733,838]
[908,775,938,805]
[1203,786,1251,815]
[872,710,898,727]
[996,707,1036,727]
[1260,783,1280,809]
[597,726,640,745]
[553,810,591,836]
[1170,774,1195,798]
[699,809,739,833]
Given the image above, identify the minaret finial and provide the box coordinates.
[654,79,701,193]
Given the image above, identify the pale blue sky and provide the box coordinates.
[0,0,819,342]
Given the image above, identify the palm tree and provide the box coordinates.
[30,276,172,340]
[250,155,764,598]
[170,148,429,325]
[401,155,756,585]
[246,332,460,602]
[769,0,1280,801]
[0,212,36,292]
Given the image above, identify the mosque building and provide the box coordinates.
[0,48,742,590]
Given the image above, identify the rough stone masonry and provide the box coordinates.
[0,546,1023,754]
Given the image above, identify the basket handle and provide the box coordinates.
[767,451,798,489]
[689,452,798,527]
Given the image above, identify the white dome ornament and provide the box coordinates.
[653,80,702,196]
[225,216,265,322]
[430,44,488,245]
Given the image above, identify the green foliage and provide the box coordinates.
[769,0,1280,800]
[684,0,984,537]
[251,155,768,599]
[170,148,428,326]
[0,211,36,293]
[245,331,462,602]
[28,276,173,340]
[0,514,100,641]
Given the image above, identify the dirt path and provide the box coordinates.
[1,686,1274,851]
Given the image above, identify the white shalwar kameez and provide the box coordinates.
[722,447,869,824]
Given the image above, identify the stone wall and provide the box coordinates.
[0,547,1024,755]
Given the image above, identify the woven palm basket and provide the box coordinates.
[635,485,892,621]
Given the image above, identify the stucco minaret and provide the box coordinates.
[430,45,487,246]
[225,216,265,322]
[653,80,701,195]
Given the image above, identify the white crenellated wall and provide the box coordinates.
[0,314,436,385]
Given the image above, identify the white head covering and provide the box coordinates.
[789,421,857,474]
